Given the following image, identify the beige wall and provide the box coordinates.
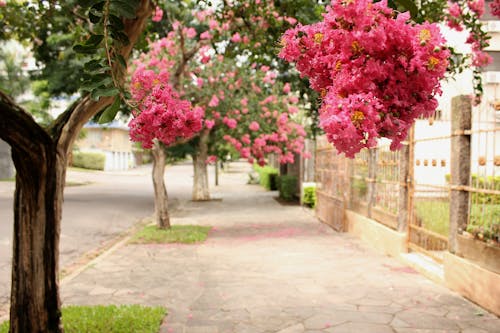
[76,128,132,153]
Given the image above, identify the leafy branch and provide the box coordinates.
[73,0,142,123]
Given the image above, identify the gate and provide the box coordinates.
[408,122,450,263]
[315,138,348,231]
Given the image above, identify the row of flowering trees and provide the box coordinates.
[1,0,498,330]
[128,5,309,227]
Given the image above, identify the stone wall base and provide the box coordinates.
[345,210,407,258]
[444,252,500,316]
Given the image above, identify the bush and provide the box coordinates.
[278,175,298,201]
[303,186,317,208]
[254,165,279,190]
[445,174,500,205]
[72,151,105,170]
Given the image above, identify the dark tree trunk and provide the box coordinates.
[0,2,153,331]
[10,145,64,332]
[192,129,210,201]
[152,141,170,229]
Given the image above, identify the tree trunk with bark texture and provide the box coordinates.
[152,141,170,229]
[192,130,210,201]
[0,2,152,332]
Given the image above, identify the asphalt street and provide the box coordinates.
[0,161,206,306]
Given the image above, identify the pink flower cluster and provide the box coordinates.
[279,0,449,157]
[220,84,307,166]
[491,0,500,17]
[446,0,492,69]
[129,68,203,149]
[152,6,163,22]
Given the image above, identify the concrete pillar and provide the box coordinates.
[366,149,378,218]
[449,95,472,253]
[398,140,411,233]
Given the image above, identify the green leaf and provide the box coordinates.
[98,97,121,123]
[85,34,104,47]
[109,1,137,19]
[110,31,129,45]
[73,44,99,54]
[89,11,102,24]
[91,86,120,100]
[79,0,104,8]
[108,14,125,30]
[395,0,419,19]
[81,76,113,91]
[84,59,104,71]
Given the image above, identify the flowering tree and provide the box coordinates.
[279,0,451,157]
[129,60,204,228]
[0,1,153,331]
[445,0,494,103]
[130,4,309,201]
[217,65,308,167]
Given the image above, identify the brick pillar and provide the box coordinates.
[449,95,471,253]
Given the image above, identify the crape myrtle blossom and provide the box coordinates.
[218,66,308,166]
[130,5,307,167]
[444,0,493,103]
[279,0,449,157]
[491,0,500,17]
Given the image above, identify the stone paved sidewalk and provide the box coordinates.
[61,162,500,333]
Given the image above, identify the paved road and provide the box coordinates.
[61,161,500,333]
[0,161,213,307]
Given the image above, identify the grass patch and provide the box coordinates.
[129,224,211,244]
[414,200,450,236]
[68,166,100,173]
[0,178,14,182]
[415,200,500,240]
[0,305,165,333]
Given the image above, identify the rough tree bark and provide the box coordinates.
[0,2,152,332]
[192,129,210,201]
[151,141,170,228]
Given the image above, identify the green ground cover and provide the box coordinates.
[0,305,165,333]
[129,225,211,244]
[415,200,500,241]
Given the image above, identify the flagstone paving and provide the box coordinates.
[61,162,500,333]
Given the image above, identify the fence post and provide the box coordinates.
[366,148,378,218]
[398,141,410,233]
[449,95,471,253]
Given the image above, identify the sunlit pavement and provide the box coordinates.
[60,161,499,333]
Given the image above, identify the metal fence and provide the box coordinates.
[314,95,499,262]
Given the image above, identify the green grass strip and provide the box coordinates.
[0,305,166,333]
[129,224,211,244]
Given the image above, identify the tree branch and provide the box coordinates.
[55,0,154,156]
[0,90,52,158]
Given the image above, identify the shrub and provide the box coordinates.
[278,175,298,201]
[303,186,317,208]
[72,151,105,170]
[254,165,278,191]
[445,174,500,205]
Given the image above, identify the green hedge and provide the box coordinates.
[278,175,298,201]
[302,186,317,208]
[72,151,105,170]
[254,165,278,191]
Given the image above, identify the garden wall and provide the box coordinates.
[444,253,500,316]
[345,210,407,258]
